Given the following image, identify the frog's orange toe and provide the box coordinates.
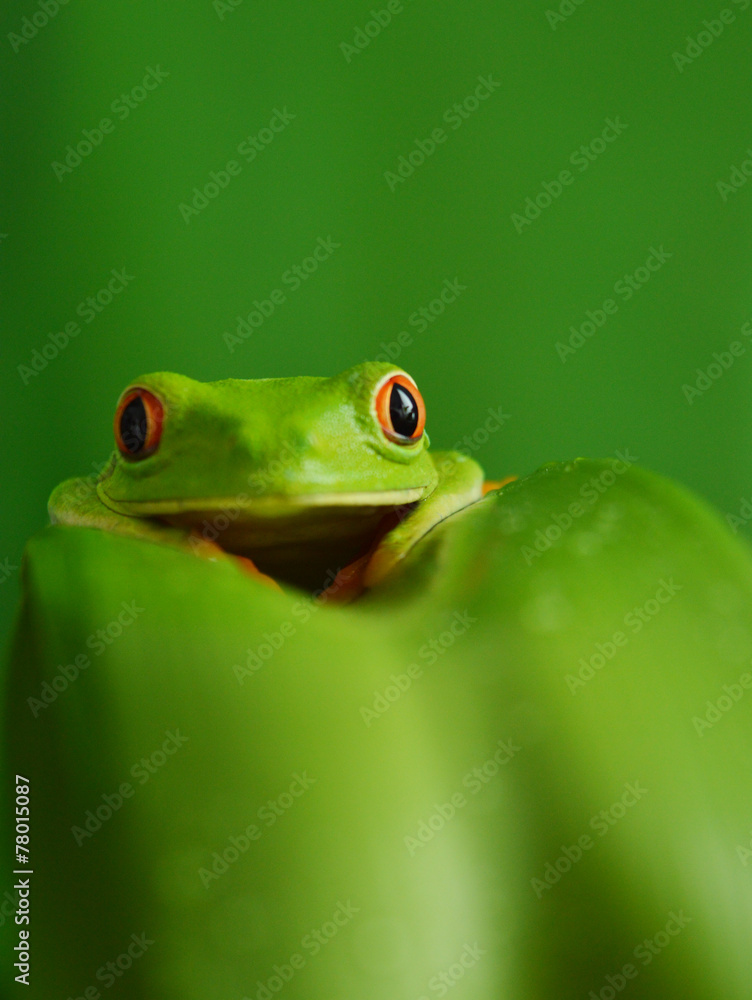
[320,553,370,605]
[233,556,284,592]
[482,475,517,496]
[189,531,282,592]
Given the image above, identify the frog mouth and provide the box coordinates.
[98,487,426,591]
[99,487,426,518]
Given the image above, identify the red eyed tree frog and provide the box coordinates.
[49,362,509,597]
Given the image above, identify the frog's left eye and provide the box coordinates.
[114,388,164,459]
[375,374,426,444]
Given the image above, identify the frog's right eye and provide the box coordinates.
[114,388,164,459]
[374,373,426,444]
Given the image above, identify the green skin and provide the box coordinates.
[49,362,486,593]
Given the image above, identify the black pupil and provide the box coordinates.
[120,396,148,453]
[390,384,419,438]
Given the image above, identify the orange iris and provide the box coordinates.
[114,388,164,458]
[375,374,426,443]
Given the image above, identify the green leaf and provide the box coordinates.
[3,460,752,998]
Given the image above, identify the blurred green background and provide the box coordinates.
[2,0,752,649]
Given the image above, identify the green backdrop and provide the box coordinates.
[2,0,752,646]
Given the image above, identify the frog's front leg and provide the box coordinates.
[364,450,487,587]
[49,465,194,550]
[325,452,504,602]
[49,469,280,591]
